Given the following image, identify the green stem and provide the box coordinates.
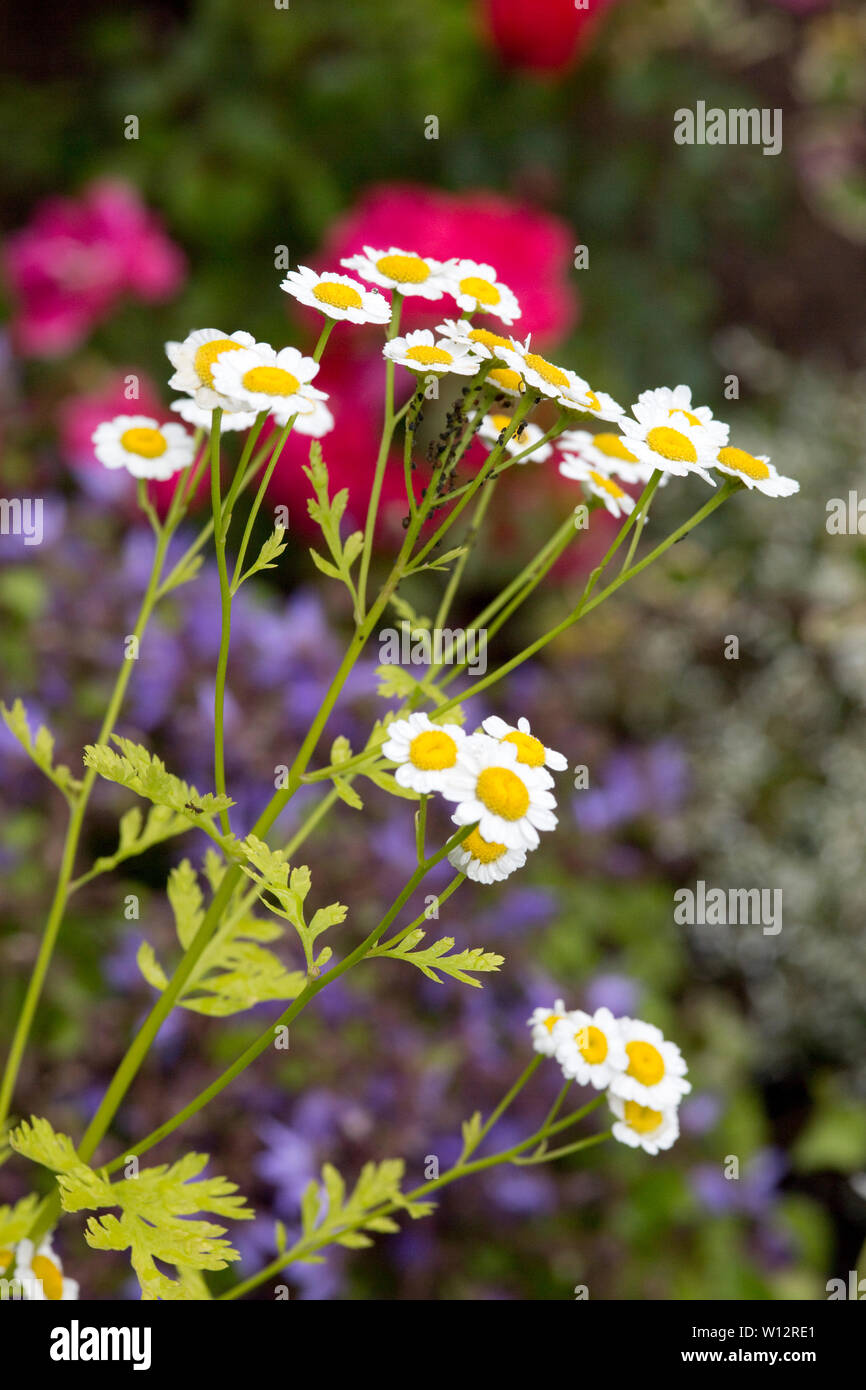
[358,293,402,616]
[209,410,232,837]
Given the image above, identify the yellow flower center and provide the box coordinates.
[576,1024,608,1064]
[377,253,430,284]
[477,766,530,821]
[409,729,458,771]
[120,427,167,459]
[625,1040,665,1086]
[464,827,508,863]
[589,470,626,499]
[404,345,453,368]
[313,281,363,310]
[624,1100,663,1135]
[242,366,300,396]
[489,368,524,394]
[32,1253,64,1301]
[585,391,602,411]
[194,338,244,387]
[460,275,501,306]
[0,1247,13,1274]
[593,433,638,463]
[524,353,569,389]
[468,328,512,351]
[646,426,697,464]
[502,729,546,767]
[543,1012,562,1033]
[670,407,702,427]
[717,445,770,480]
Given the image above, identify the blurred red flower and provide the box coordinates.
[4,180,186,358]
[271,183,578,536]
[480,0,616,74]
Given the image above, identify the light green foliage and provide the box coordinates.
[460,1111,484,1158]
[0,1192,41,1248]
[83,734,234,821]
[388,594,431,631]
[137,859,306,1015]
[10,1116,253,1301]
[370,929,504,987]
[1,698,83,803]
[74,804,191,890]
[404,544,466,576]
[304,443,364,604]
[298,1159,433,1256]
[241,836,346,972]
[232,526,288,593]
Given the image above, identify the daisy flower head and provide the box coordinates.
[439,733,557,852]
[501,340,589,410]
[571,386,626,426]
[280,266,391,325]
[528,999,569,1057]
[448,828,528,885]
[619,395,728,484]
[607,1017,691,1110]
[170,398,258,433]
[381,712,466,795]
[440,259,522,325]
[557,429,646,483]
[211,344,325,417]
[480,715,567,773]
[609,1092,680,1156]
[714,445,799,497]
[276,394,335,439]
[486,365,526,399]
[478,413,553,463]
[92,416,195,481]
[552,1006,628,1090]
[383,329,483,378]
[436,319,517,362]
[14,1236,79,1301]
[340,246,450,300]
[636,384,716,428]
[166,329,259,410]
[559,453,636,518]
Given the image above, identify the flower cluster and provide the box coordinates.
[528,1000,691,1155]
[383,713,567,884]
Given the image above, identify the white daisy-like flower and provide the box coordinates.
[714,445,799,497]
[383,329,483,377]
[607,1017,692,1110]
[527,998,569,1057]
[275,394,335,438]
[559,454,636,518]
[280,266,391,325]
[211,345,325,417]
[166,329,259,411]
[619,397,728,484]
[608,1092,680,1155]
[486,365,526,399]
[552,1006,628,1090]
[439,259,522,325]
[636,384,717,429]
[557,429,646,483]
[448,827,528,884]
[480,715,567,773]
[14,1236,79,1301]
[436,319,517,361]
[381,712,466,794]
[340,246,450,300]
[571,386,626,425]
[439,733,557,852]
[170,398,258,433]
[500,341,590,410]
[92,416,195,481]
[477,413,553,463]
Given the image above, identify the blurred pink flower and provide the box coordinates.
[480,0,616,74]
[318,183,579,344]
[4,180,186,357]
